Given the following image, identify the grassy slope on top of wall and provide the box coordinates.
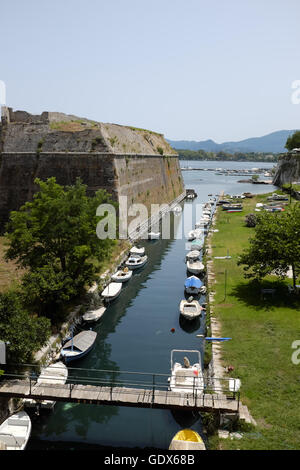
[0,237,25,292]
[208,194,300,450]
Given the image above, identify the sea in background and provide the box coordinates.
[27,160,277,450]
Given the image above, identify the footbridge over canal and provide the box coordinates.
[0,365,253,421]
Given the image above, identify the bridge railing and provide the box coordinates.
[0,363,240,405]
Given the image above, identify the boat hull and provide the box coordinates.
[179,300,202,320]
[82,306,106,323]
[125,256,148,270]
[186,261,204,275]
[111,270,133,282]
[101,282,122,300]
[61,343,95,363]
[169,429,206,451]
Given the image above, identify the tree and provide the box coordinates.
[5,178,117,317]
[238,204,300,288]
[0,291,51,363]
[285,131,300,151]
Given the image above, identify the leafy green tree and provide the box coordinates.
[238,205,300,288]
[0,291,51,363]
[5,178,117,317]
[285,131,300,151]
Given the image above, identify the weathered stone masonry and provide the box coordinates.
[0,107,184,229]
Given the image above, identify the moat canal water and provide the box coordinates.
[27,161,276,450]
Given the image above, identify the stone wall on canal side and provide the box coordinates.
[0,107,184,228]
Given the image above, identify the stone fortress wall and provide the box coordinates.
[0,107,184,230]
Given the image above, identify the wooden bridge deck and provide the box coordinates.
[0,379,240,413]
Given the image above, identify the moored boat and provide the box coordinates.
[23,362,68,410]
[101,282,122,300]
[0,411,31,450]
[195,219,209,228]
[186,259,205,275]
[82,306,106,323]
[125,255,148,270]
[185,250,201,261]
[222,204,243,211]
[169,349,204,394]
[169,429,206,450]
[190,239,204,251]
[148,232,160,239]
[111,268,133,282]
[130,246,145,256]
[179,298,203,320]
[184,276,203,295]
[60,330,97,363]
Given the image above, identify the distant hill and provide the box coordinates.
[167,130,298,154]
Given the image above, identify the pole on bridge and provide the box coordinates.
[152,374,155,403]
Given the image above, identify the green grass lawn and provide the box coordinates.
[208,194,300,450]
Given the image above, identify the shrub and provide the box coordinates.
[245,213,257,227]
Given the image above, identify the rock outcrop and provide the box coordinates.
[0,107,184,230]
[272,152,300,186]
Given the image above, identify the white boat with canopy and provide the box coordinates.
[125,255,148,270]
[169,350,204,394]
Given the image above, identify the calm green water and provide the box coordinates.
[27,161,276,450]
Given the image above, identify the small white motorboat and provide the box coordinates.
[186,260,205,275]
[148,232,160,239]
[125,255,148,270]
[111,268,133,282]
[83,306,106,323]
[187,229,203,241]
[169,350,204,394]
[101,282,122,300]
[23,362,68,410]
[130,246,145,256]
[202,210,211,216]
[186,250,201,261]
[0,411,31,450]
[179,298,203,320]
[195,219,209,228]
[187,230,196,241]
[191,240,204,251]
[60,330,97,363]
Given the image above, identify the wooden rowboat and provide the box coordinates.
[60,330,97,363]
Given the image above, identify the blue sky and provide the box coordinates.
[1,0,300,141]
